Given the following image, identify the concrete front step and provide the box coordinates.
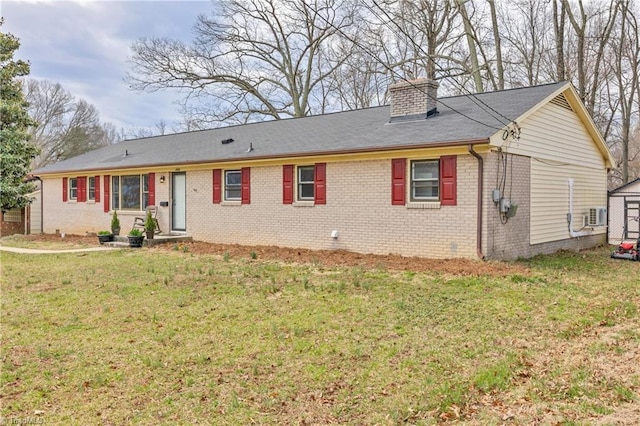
[103,234,192,248]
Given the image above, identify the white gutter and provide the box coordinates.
[567,178,592,238]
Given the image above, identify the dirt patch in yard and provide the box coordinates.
[12,234,529,277]
[167,241,528,276]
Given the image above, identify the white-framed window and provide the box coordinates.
[297,165,315,201]
[142,174,149,207]
[224,170,241,201]
[88,177,96,201]
[111,174,150,211]
[411,160,439,201]
[69,178,78,200]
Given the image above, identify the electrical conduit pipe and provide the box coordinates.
[567,178,592,238]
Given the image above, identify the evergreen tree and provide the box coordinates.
[0,19,39,211]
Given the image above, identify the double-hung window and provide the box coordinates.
[392,156,456,206]
[212,168,250,204]
[224,170,241,201]
[88,177,96,201]
[69,178,78,200]
[283,163,326,205]
[297,166,315,201]
[410,160,439,201]
[63,176,94,202]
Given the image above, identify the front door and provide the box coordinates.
[172,172,186,231]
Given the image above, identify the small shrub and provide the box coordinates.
[144,209,155,232]
[128,228,144,237]
[110,211,120,231]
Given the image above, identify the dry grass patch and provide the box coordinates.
[1,242,638,424]
[0,234,93,250]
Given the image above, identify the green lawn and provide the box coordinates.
[1,243,638,425]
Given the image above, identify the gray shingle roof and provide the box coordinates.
[609,178,640,193]
[34,82,567,174]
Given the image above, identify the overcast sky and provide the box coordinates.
[2,0,213,133]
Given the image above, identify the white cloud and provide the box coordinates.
[2,0,212,132]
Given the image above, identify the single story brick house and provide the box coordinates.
[32,80,613,260]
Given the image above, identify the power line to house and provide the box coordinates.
[367,0,515,127]
[315,4,508,131]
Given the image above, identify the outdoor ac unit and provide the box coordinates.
[587,207,607,227]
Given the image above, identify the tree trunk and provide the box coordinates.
[552,0,566,81]
[486,0,504,90]
[456,0,484,93]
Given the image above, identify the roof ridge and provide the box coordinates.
[124,82,567,142]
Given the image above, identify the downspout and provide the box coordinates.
[468,145,484,259]
[567,178,591,238]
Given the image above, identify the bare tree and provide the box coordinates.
[322,29,390,111]
[119,119,171,140]
[608,0,640,184]
[498,0,551,87]
[24,79,117,168]
[486,0,504,90]
[123,0,638,186]
[562,0,619,114]
[455,0,484,92]
[363,0,463,96]
[127,0,359,128]
[552,0,568,80]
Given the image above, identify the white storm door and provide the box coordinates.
[172,172,186,231]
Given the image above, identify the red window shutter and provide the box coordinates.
[82,177,87,202]
[241,167,251,204]
[314,163,326,205]
[77,177,86,202]
[440,155,457,206]
[283,165,294,204]
[391,158,406,205]
[148,173,155,206]
[62,177,68,202]
[104,175,110,213]
[212,169,221,204]
[94,176,100,202]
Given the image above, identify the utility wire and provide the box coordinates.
[314,5,506,131]
[367,0,515,127]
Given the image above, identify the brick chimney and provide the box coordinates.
[389,78,439,120]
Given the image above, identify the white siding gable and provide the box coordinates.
[490,98,605,169]
[490,94,608,245]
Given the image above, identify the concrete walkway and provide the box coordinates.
[0,246,119,254]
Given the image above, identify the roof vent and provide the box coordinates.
[550,94,573,111]
[222,138,234,145]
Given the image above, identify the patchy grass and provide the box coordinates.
[1,243,639,424]
[0,234,93,250]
